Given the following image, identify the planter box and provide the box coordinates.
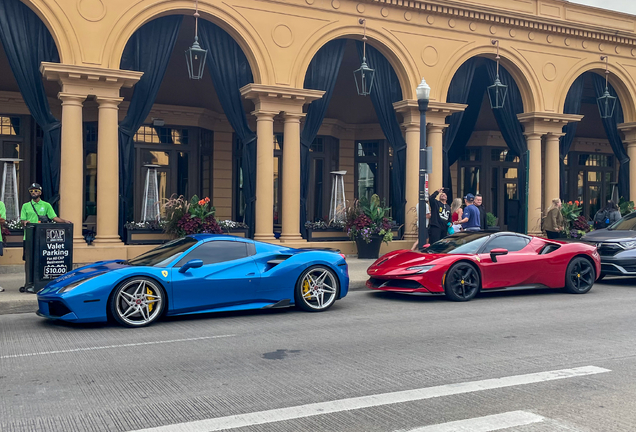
[306,227,349,242]
[307,226,403,242]
[3,229,24,247]
[125,228,174,245]
[221,228,249,238]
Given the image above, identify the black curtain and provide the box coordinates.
[591,73,630,200]
[442,59,484,200]
[559,74,585,199]
[199,20,257,237]
[486,59,528,233]
[300,39,346,234]
[356,42,406,225]
[119,16,182,234]
[0,0,61,205]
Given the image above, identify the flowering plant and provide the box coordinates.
[163,194,222,237]
[560,201,582,234]
[124,220,166,231]
[619,197,635,216]
[304,220,347,230]
[572,215,591,233]
[218,220,249,230]
[4,219,22,230]
[345,195,393,244]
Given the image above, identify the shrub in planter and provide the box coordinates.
[486,212,498,228]
[164,194,222,237]
[345,195,393,259]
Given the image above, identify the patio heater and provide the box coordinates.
[0,158,22,220]
[141,164,161,222]
[329,171,347,223]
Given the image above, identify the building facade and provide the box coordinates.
[2,0,636,264]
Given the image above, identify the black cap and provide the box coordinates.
[29,183,42,191]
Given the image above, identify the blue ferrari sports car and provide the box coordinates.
[36,235,349,327]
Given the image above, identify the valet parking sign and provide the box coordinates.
[41,228,71,279]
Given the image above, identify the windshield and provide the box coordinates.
[608,213,636,231]
[126,237,198,267]
[425,232,491,255]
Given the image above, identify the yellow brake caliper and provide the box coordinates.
[303,280,311,298]
[146,287,155,312]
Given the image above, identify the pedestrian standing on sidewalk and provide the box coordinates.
[543,198,564,239]
[450,198,463,234]
[428,188,451,244]
[474,194,487,230]
[0,199,5,292]
[458,193,481,232]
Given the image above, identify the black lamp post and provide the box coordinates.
[597,55,617,119]
[416,78,431,250]
[353,19,375,96]
[487,40,508,109]
[185,0,208,80]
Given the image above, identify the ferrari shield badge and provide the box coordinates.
[474,255,481,262]
[161,270,168,278]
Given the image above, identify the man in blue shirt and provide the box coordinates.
[459,193,481,231]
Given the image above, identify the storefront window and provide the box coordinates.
[0,116,19,136]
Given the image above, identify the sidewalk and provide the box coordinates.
[0,258,374,316]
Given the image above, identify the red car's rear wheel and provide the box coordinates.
[565,257,595,294]
[444,262,480,302]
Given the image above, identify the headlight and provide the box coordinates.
[621,241,636,249]
[58,273,105,293]
[405,265,434,274]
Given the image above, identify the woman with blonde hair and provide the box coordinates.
[450,198,463,234]
[544,198,564,239]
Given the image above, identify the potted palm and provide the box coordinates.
[345,195,393,259]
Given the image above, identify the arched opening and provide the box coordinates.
[0,0,61,224]
[113,13,260,239]
[444,57,530,233]
[560,71,628,221]
[299,38,407,236]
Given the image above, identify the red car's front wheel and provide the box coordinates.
[444,262,480,302]
[565,257,595,294]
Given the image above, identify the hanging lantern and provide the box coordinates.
[487,39,508,109]
[185,0,208,80]
[353,19,375,96]
[597,56,617,119]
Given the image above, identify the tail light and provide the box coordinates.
[339,253,346,260]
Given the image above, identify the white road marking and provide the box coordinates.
[129,365,610,432]
[0,335,235,359]
[403,411,545,432]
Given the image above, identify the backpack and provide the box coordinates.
[593,209,610,230]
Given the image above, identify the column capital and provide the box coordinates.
[241,84,324,115]
[618,122,636,145]
[281,112,306,121]
[58,92,86,106]
[427,101,467,125]
[41,62,142,98]
[546,132,566,138]
[427,123,449,133]
[251,110,278,121]
[95,96,124,109]
[523,132,543,140]
[517,112,583,135]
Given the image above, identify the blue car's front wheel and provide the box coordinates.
[295,265,339,312]
[110,277,166,328]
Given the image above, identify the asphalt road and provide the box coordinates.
[2,279,636,431]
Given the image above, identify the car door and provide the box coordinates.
[478,235,532,289]
[170,240,261,313]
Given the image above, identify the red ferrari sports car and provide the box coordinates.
[366,231,601,301]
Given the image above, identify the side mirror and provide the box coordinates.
[490,248,508,263]
[178,259,203,273]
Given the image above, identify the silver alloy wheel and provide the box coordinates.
[300,267,338,310]
[115,279,163,326]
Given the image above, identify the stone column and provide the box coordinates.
[280,112,304,243]
[426,124,447,190]
[58,93,86,244]
[544,132,564,210]
[94,96,124,245]
[403,123,420,239]
[253,110,277,242]
[525,132,543,235]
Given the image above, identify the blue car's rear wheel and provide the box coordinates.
[444,262,480,302]
[110,277,166,327]
[295,266,339,312]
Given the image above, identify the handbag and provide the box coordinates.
[30,201,51,223]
